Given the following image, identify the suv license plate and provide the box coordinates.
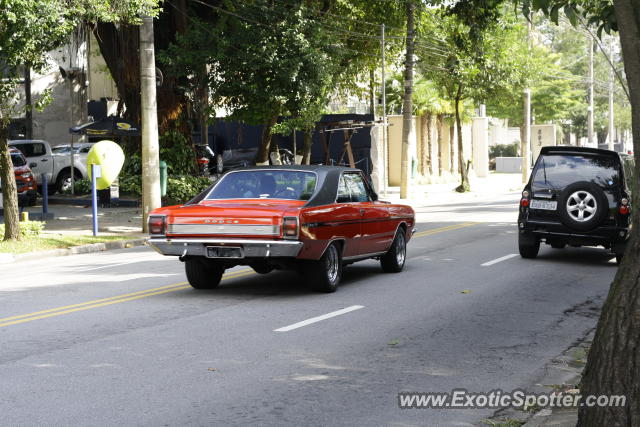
[206,246,243,258]
[530,199,558,210]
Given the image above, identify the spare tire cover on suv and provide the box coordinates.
[557,181,609,231]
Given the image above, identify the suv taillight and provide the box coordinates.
[148,215,166,235]
[197,157,209,165]
[520,190,530,208]
[282,217,299,239]
[619,198,630,215]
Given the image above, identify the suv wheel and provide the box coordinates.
[558,181,608,231]
[519,232,540,259]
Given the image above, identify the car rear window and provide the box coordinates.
[206,170,317,201]
[532,154,620,189]
[10,153,26,167]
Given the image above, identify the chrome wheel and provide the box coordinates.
[326,244,339,284]
[566,190,597,222]
[395,232,406,266]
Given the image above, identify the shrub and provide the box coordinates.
[119,175,142,196]
[71,179,92,195]
[164,175,212,205]
[489,142,520,159]
[0,221,45,239]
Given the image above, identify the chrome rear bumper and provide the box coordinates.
[147,237,304,258]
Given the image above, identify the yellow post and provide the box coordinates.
[20,212,29,222]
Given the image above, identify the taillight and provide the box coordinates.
[619,198,630,215]
[148,215,166,235]
[282,217,299,239]
[520,198,529,207]
[197,157,209,165]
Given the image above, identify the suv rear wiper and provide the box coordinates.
[542,157,548,184]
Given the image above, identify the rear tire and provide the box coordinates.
[381,229,407,273]
[519,232,540,259]
[309,242,342,293]
[185,257,224,289]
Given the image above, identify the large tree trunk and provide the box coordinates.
[400,1,414,199]
[420,113,430,176]
[577,0,640,425]
[256,114,279,164]
[93,1,189,142]
[0,123,20,241]
[455,89,469,192]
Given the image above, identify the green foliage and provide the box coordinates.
[121,130,196,178]
[164,176,212,205]
[159,129,196,175]
[119,174,210,206]
[0,221,44,239]
[489,142,520,158]
[72,178,92,195]
[119,175,142,196]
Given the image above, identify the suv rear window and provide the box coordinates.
[532,154,620,189]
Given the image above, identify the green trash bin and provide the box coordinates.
[159,160,168,197]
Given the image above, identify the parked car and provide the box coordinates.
[9,140,93,194]
[194,144,222,177]
[147,166,415,292]
[518,146,633,264]
[0,148,38,207]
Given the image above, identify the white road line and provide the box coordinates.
[481,253,519,267]
[274,305,365,332]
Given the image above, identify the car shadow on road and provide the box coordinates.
[171,261,387,298]
[534,246,617,267]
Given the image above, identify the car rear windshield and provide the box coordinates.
[10,153,26,167]
[533,154,620,189]
[206,170,317,201]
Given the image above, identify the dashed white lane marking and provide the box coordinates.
[274,305,365,332]
[481,253,519,267]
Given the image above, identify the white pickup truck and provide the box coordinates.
[8,140,93,194]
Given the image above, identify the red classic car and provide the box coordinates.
[147,166,415,292]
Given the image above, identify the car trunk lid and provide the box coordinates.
[165,200,304,238]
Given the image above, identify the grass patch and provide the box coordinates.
[0,235,134,254]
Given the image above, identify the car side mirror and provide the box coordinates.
[337,195,351,203]
[371,192,378,201]
[29,163,37,168]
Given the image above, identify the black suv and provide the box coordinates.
[518,146,633,264]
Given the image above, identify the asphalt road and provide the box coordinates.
[0,192,617,426]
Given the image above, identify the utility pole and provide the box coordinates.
[24,65,32,139]
[608,38,615,151]
[400,2,414,199]
[381,23,387,196]
[140,16,161,232]
[587,36,595,147]
[521,15,532,183]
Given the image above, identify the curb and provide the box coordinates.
[0,238,148,264]
[47,197,141,207]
